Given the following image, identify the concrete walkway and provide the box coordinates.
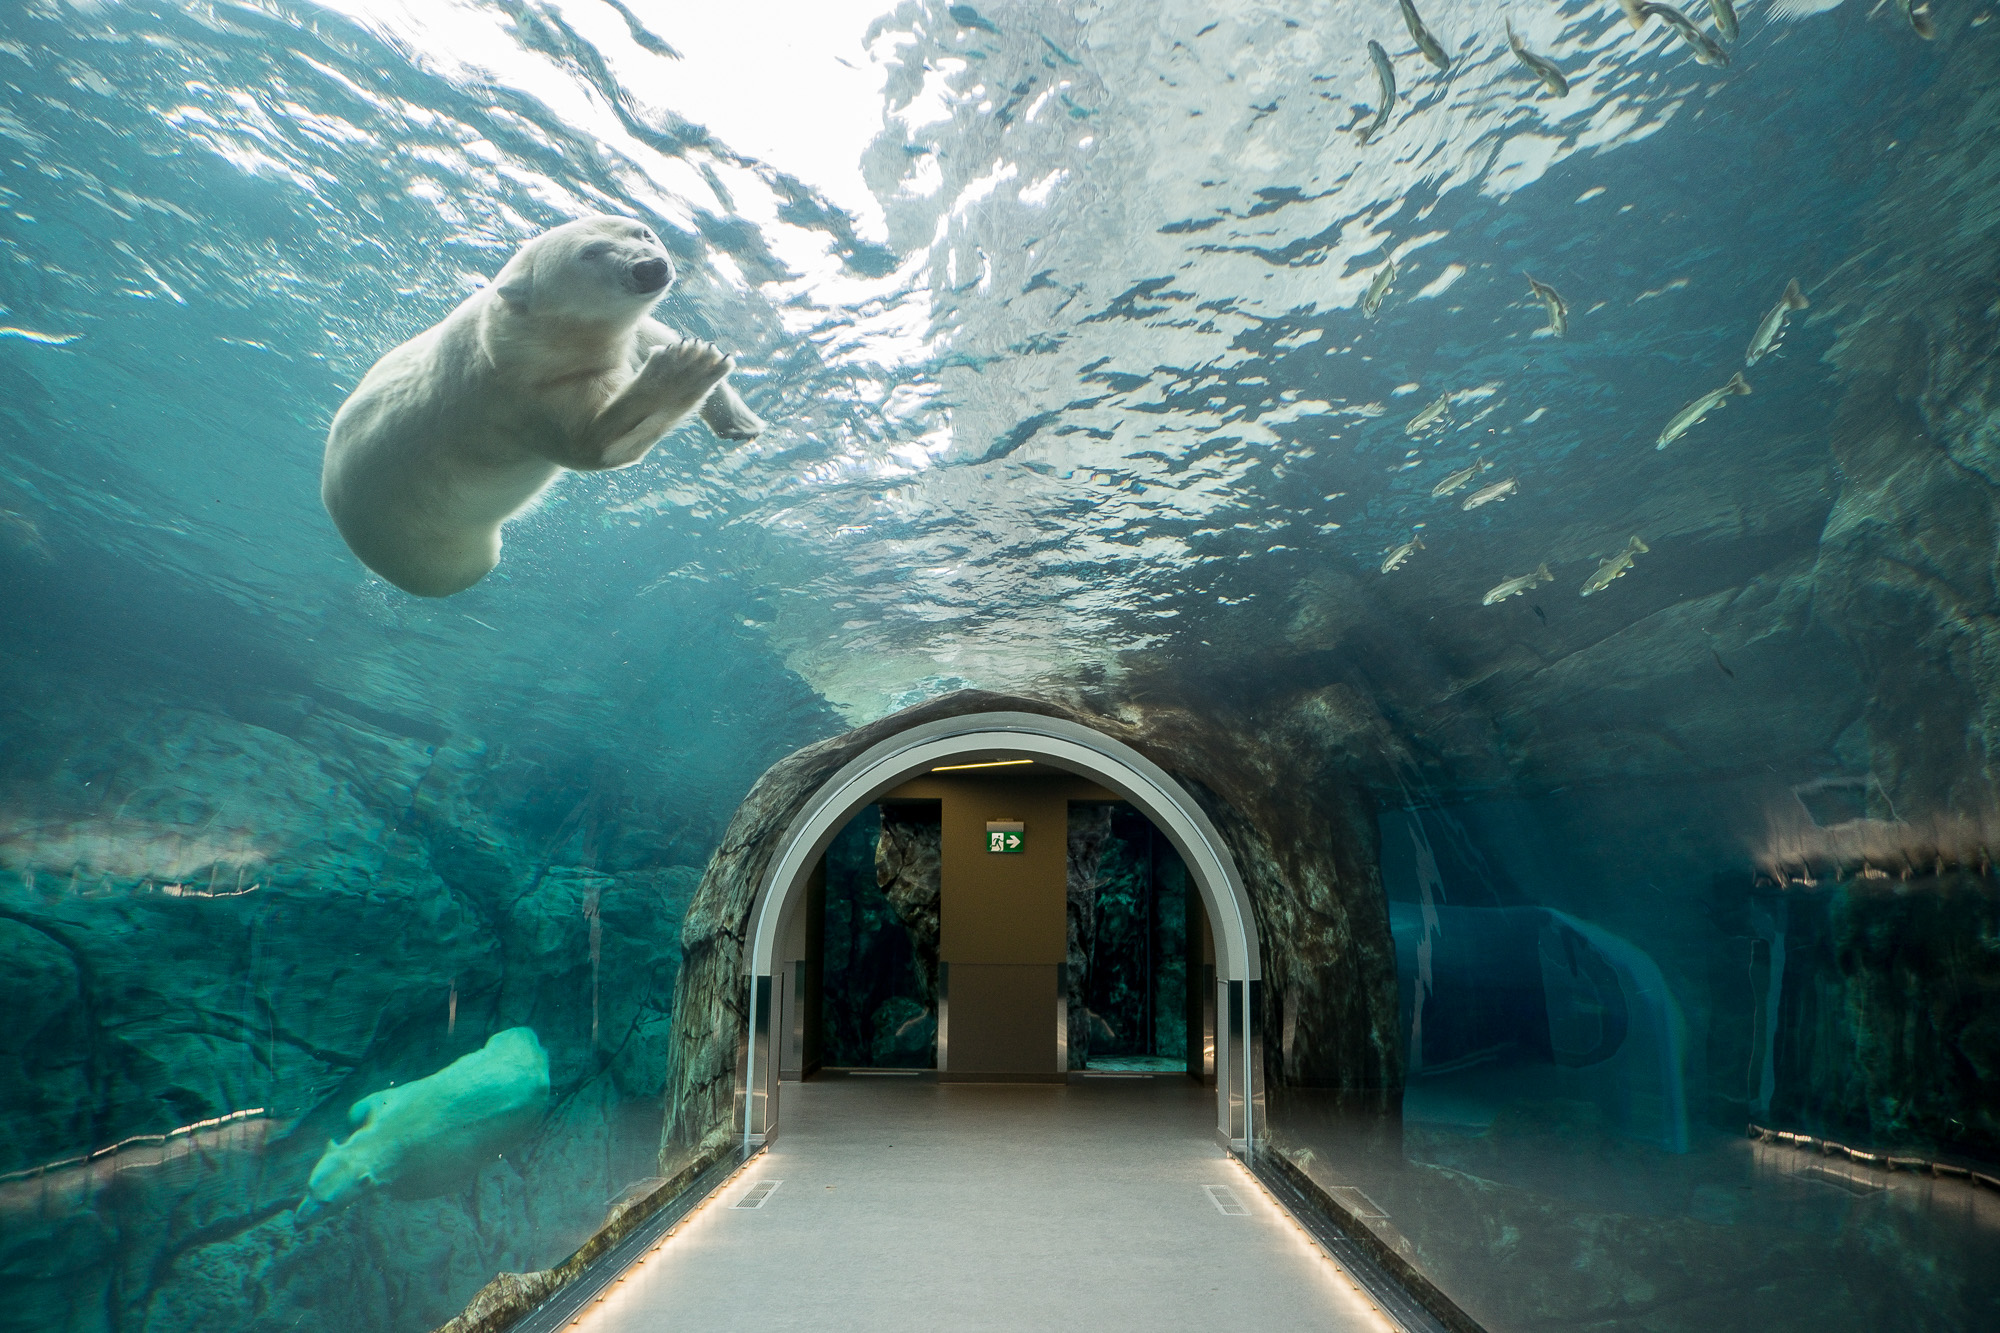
[581,1076,1390,1333]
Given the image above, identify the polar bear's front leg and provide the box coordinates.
[569,338,734,471]
[699,378,766,441]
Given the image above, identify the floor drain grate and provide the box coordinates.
[733,1180,783,1209]
[1205,1184,1250,1216]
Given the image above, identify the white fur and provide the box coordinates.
[296,1027,551,1222]
[322,215,765,597]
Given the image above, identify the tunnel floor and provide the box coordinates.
[576,1077,1389,1332]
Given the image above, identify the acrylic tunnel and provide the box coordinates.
[2,3,1999,1333]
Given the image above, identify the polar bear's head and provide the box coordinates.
[492,214,675,324]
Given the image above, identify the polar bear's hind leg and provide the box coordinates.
[407,529,502,598]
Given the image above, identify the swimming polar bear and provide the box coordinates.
[295,1027,550,1223]
[321,215,765,597]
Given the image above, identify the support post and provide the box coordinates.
[738,973,776,1150]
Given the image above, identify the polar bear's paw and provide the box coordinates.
[640,337,734,408]
[596,338,740,468]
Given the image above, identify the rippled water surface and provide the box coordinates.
[0,0,1933,715]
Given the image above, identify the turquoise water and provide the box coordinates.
[2,1,1997,1330]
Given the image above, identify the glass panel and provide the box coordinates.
[1071,803,1190,1071]
[820,803,940,1067]
[1267,797,2000,1332]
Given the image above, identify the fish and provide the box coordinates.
[1707,0,1741,39]
[1579,535,1650,596]
[1406,392,1451,435]
[1380,533,1425,573]
[1525,272,1569,336]
[1505,21,1571,97]
[1745,278,1809,366]
[1363,257,1399,318]
[1897,0,1937,39]
[1656,371,1751,448]
[947,4,1001,33]
[0,508,51,561]
[1398,0,1452,70]
[1711,646,1736,679]
[1462,477,1518,510]
[1638,2,1731,64]
[1483,563,1553,605]
[1431,456,1493,497]
[1615,0,1648,28]
[1359,40,1397,144]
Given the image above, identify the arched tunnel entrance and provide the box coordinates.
[736,709,1266,1151]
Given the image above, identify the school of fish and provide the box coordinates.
[1360,0,1882,607]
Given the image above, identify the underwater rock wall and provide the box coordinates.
[1075,808,1190,1064]
[0,602,818,1333]
[1816,30,2000,819]
[819,806,937,1068]
[1134,688,1405,1103]
[1762,26,2000,1157]
[874,805,943,1005]
[1064,803,1113,1069]
[1770,874,2000,1160]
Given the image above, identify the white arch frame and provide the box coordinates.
[737,710,1264,1153]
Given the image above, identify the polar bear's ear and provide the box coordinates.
[493,256,535,312]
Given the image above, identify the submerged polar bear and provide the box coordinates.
[296,1027,550,1223]
[322,215,764,597]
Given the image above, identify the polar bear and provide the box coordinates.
[321,215,765,597]
[295,1027,551,1223]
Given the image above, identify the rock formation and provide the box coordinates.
[874,805,942,1004]
[1064,803,1113,1068]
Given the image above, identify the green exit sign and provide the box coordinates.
[985,821,1025,854]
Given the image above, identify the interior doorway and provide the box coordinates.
[785,788,1216,1083]
[737,710,1262,1151]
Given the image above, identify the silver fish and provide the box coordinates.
[1462,477,1519,510]
[1406,392,1451,435]
[1381,533,1425,573]
[1897,0,1936,39]
[1359,40,1397,144]
[1398,0,1452,70]
[1745,278,1808,366]
[1708,0,1740,39]
[1505,21,1571,97]
[1363,257,1399,318]
[1580,535,1650,596]
[1431,456,1492,497]
[1656,371,1751,448]
[1638,2,1730,65]
[1525,272,1569,336]
[1483,562,1553,605]
[1615,0,1647,29]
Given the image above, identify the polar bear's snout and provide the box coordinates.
[627,256,672,295]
